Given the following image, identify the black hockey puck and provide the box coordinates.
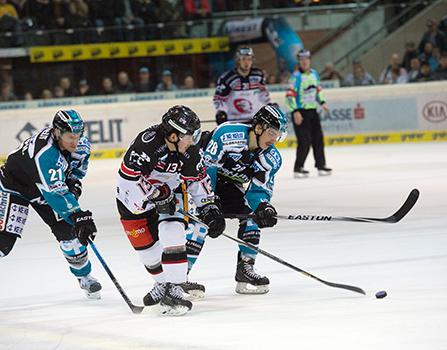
[375,290,387,299]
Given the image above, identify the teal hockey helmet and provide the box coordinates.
[52,110,84,135]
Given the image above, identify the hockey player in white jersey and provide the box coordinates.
[213,46,271,125]
[116,105,225,315]
[0,110,101,299]
[186,104,287,294]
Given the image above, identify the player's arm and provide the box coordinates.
[202,128,225,191]
[314,70,326,106]
[66,136,91,199]
[259,70,271,105]
[245,147,282,228]
[213,75,231,124]
[285,73,299,112]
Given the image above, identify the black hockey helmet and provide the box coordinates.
[161,105,202,144]
[52,109,84,135]
[252,104,288,142]
[297,49,311,59]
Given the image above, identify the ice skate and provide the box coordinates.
[160,283,193,316]
[143,282,166,306]
[294,167,309,178]
[235,259,269,294]
[78,274,102,299]
[179,281,205,301]
[317,166,332,176]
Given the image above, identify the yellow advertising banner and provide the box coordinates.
[29,37,230,63]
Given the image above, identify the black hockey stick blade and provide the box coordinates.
[225,189,420,224]
[88,239,144,314]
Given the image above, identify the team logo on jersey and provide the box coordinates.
[142,131,156,143]
[234,98,253,113]
[0,191,10,231]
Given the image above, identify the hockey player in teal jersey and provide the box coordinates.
[0,110,101,299]
[186,104,287,294]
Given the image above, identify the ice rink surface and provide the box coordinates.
[1,142,446,350]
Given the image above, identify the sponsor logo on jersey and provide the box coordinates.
[6,203,28,236]
[222,132,244,141]
[233,98,253,113]
[0,191,10,231]
[126,227,146,238]
[142,131,156,143]
[56,155,69,170]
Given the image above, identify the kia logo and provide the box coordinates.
[423,101,447,123]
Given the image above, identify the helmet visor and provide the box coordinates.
[265,126,287,142]
[179,128,202,145]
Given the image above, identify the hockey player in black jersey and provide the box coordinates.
[213,46,271,125]
[0,110,101,299]
[116,105,225,315]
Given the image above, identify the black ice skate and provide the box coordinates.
[317,166,332,176]
[143,282,166,306]
[78,274,102,299]
[160,283,193,316]
[294,167,310,178]
[235,259,269,294]
[179,281,205,301]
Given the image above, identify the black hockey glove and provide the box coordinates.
[152,184,176,215]
[70,210,97,246]
[200,202,226,238]
[254,202,278,228]
[215,111,228,125]
[66,178,82,200]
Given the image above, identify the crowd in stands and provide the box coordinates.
[1,5,447,102]
[320,18,447,86]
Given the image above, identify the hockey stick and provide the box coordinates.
[87,238,144,314]
[178,209,365,295]
[225,189,420,224]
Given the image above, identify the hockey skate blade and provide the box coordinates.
[294,172,309,179]
[184,289,205,301]
[160,304,191,316]
[84,290,101,300]
[318,170,332,176]
[235,282,269,295]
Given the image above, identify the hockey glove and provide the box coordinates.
[215,111,228,125]
[66,178,82,200]
[200,202,226,238]
[152,184,176,215]
[70,210,97,246]
[254,202,278,228]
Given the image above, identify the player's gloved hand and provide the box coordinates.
[66,178,82,200]
[200,201,226,238]
[215,111,228,125]
[70,210,97,246]
[254,202,277,228]
[152,184,176,215]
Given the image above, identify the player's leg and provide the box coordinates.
[293,109,312,177]
[117,199,166,306]
[31,202,102,299]
[0,191,27,257]
[310,109,332,175]
[217,179,269,294]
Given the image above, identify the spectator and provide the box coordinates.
[320,62,343,82]
[401,42,418,71]
[418,19,446,53]
[116,71,134,93]
[114,0,145,41]
[27,0,52,30]
[418,42,439,72]
[40,88,53,99]
[266,73,278,85]
[0,0,23,46]
[415,61,433,82]
[431,52,447,80]
[407,57,422,83]
[23,91,33,100]
[182,75,195,89]
[76,79,94,96]
[379,53,407,84]
[134,0,157,38]
[343,60,375,86]
[99,76,115,94]
[59,76,75,97]
[135,66,155,92]
[89,0,125,41]
[183,0,211,35]
[54,85,65,98]
[155,69,178,91]
[0,82,17,101]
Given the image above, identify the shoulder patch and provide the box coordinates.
[142,131,157,143]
